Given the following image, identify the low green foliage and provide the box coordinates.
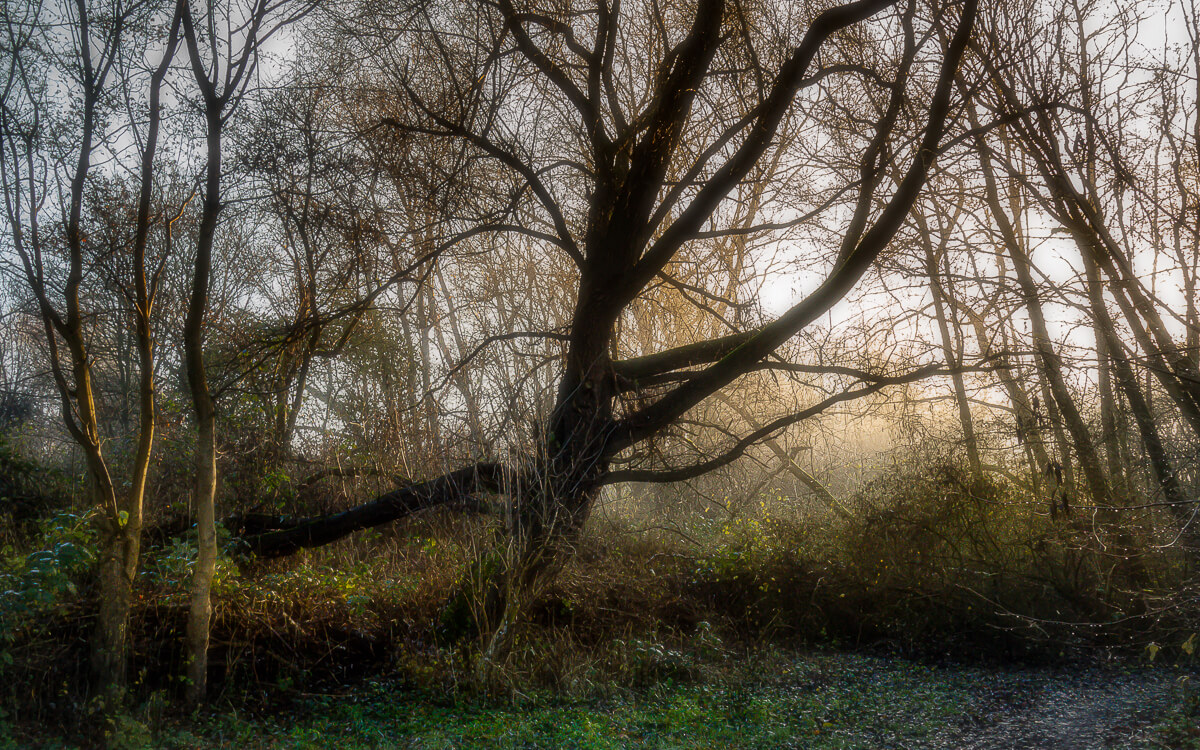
[1154,676,1200,749]
[2,457,1198,747]
[139,525,241,598]
[88,652,1187,749]
[140,653,954,748]
[0,512,96,659]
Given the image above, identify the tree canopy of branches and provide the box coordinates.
[231,0,980,645]
[9,0,1200,707]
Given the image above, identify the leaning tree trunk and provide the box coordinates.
[1083,250,1196,552]
[977,130,1112,508]
[241,0,979,661]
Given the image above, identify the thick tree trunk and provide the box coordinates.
[238,0,978,661]
[451,280,622,655]
[90,497,141,703]
[439,441,610,656]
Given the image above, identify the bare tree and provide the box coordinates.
[177,0,310,704]
[0,0,181,700]
[972,0,1200,541]
[238,0,979,646]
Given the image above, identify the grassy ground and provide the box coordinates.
[31,651,1195,750]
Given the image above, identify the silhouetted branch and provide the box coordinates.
[239,462,513,557]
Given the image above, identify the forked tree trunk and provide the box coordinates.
[243,0,978,658]
[92,324,156,702]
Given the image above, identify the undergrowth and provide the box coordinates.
[2,460,1198,747]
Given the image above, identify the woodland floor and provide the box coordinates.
[67,651,1197,749]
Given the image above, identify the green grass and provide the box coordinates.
[135,654,1005,749]
[5,649,1194,748]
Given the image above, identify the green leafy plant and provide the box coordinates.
[0,513,95,627]
[140,523,241,597]
[1156,677,1200,749]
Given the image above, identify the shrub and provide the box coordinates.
[0,511,96,652]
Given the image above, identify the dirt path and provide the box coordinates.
[936,666,1183,749]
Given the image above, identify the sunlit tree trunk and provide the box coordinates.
[179,0,297,702]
